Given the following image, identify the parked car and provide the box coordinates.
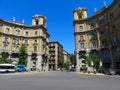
[16,64,26,72]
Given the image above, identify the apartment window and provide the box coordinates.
[25,31,29,36]
[99,18,105,25]
[4,37,8,41]
[3,44,8,50]
[34,39,37,42]
[14,46,19,51]
[78,15,82,19]
[90,23,95,29]
[92,42,96,48]
[80,43,84,49]
[109,13,114,20]
[79,26,83,30]
[16,30,20,35]
[111,25,116,30]
[6,28,10,33]
[80,36,83,40]
[25,39,28,44]
[100,31,104,34]
[35,31,38,35]
[25,46,27,50]
[17,39,19,43]
[36,20,39,25]
[91,33,95,38]
[34,46,37,51]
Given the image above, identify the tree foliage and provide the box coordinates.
[18,44,28,66]
[58,58,64,68]
[69,53,76,67]
[85,54,100,70]
[62,62,70,70]
[85,56,92,67]
[0,52,13,64]
[91,55,100,70]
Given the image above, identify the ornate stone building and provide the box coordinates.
[73,0,120,72]
[0,14,50,71]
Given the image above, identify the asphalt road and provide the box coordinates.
[0,71,120,90]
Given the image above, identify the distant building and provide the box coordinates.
[0,14,50,71]
[48,41,63,70]
[63,50,70,63]
[73,0,120,71]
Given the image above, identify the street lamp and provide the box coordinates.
[109,44,116,75]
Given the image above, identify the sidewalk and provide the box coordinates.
[75,72,105,76]
[0,71,48,76]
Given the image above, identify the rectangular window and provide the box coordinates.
[112,25,116,30]
[16,30,20,35]
[79,26,83,30]
[80,36,83,40]
[90,23,95,29]
[91,33,95,38]
[80,43,84,49]
[25,31,28,36]
[14,46,19,51]
[5,37,8,41]
[35,31,38,35]
[92,42,96,48]
[109,13,114,20]
[25,46,27,50]
[99,18,105,25]
[100,31,104,34]
[34,46,37,51]
[25,39,28,44]
[6,28,10,33]
[34,39,37,42]
[3,44,8,50]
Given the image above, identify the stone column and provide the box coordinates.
[76,49,80,72]
[36,52,42,72]
[45,55,49,71]
[26,52,32,71]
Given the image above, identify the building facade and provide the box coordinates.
[73,0,120,71]
[0,14,50,71]
[49,41,63,70]
[63,50,70,63]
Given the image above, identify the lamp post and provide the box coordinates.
[109,44,116,75]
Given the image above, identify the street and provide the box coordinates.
[0,71,120,90]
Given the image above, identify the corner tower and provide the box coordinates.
[32,14,46,27]
[73,8,87,20]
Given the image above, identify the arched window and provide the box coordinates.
[36,20,39,25]
[78,15,82,19]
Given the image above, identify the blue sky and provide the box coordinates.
[0,0,113,53]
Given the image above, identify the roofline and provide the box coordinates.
[73,0,117,23]
[49,41,63,48]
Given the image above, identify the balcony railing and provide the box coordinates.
[3,41,9,44]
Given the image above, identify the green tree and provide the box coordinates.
[18,44,28,66]
[0,52,13,64]
[91,54,100,70]
[85,56,92,67]
[62,62,70,70]
[58,58,64,68]
[69,54,76,67]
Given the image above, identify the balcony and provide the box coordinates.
[79,39,85,42]
[90,37,97,41]
[3,41,9,44]
[33,42,38,46]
